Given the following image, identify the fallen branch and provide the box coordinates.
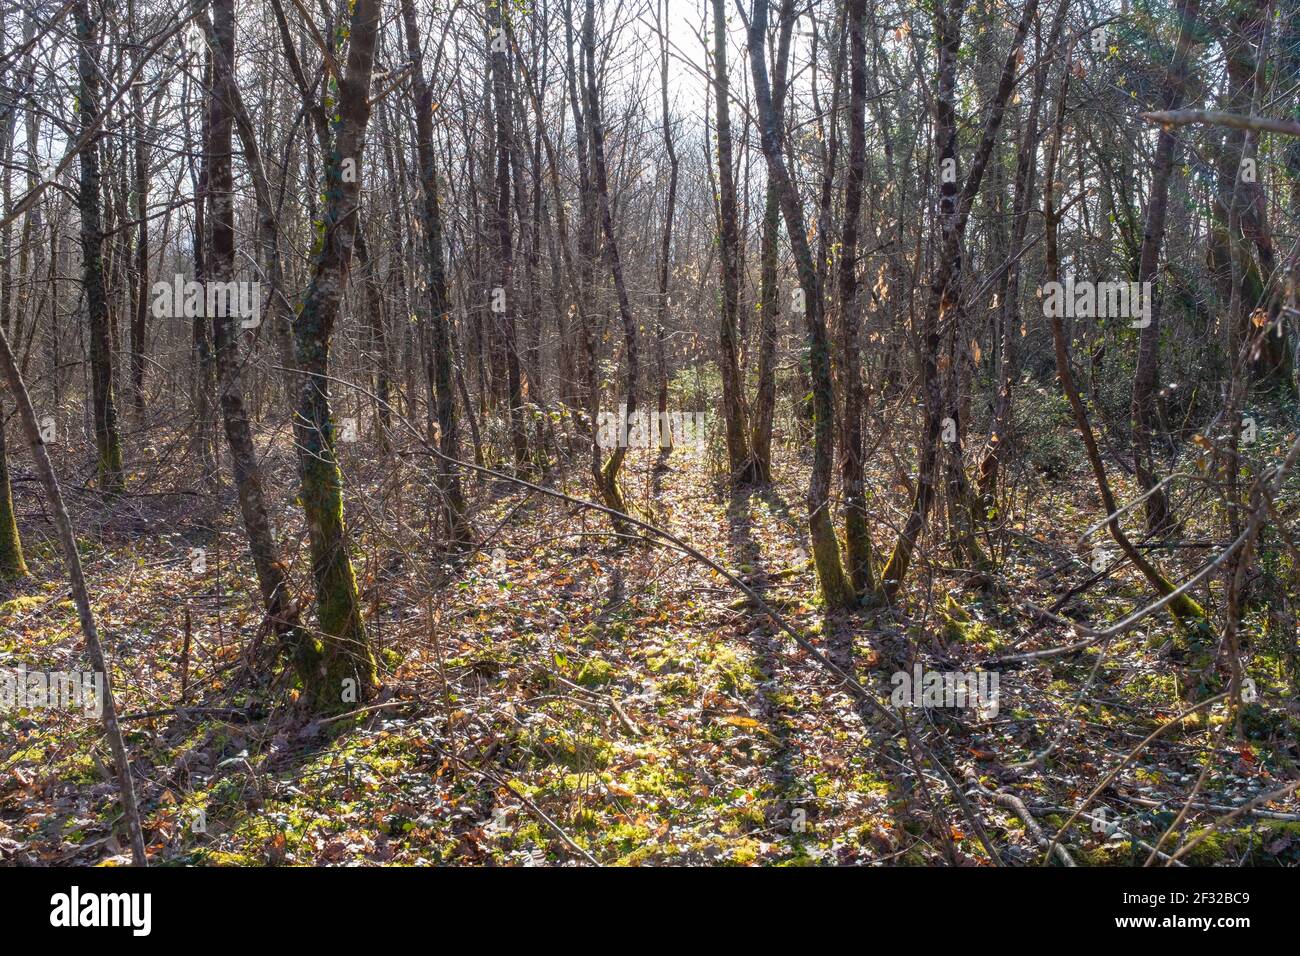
[1043,693,1227,865]
[965,772,1076,866]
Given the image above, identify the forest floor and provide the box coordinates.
[2,410,1299,866]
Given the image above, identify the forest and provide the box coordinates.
[0,0,1298,869]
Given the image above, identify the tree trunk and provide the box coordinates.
[836,0,874,594]
[712,0,752,482]
[208,0,304,651]
[746,0,853,609]
[401,0,468,540]
[75,0,124,493]
[0,320,146,864]
[128,0,148,419]
[1042,48,1210,637]
[187,54,219,488]
[748,0,795,483]
[0,400,26,580]
[489,0,528,469]
[585,0,637,516]
[290,0,383,712]
[978,0,1067,498]
[654,0,678,425]
[1131,0,1201,534]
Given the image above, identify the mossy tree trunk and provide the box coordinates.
[836,0,874,595]
[291,0,383,712]
[207,0,303,649]
[0,404,27,580]
[0,16,24,582]
[746,0,854,610]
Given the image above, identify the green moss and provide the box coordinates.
[0,461,27,580]
[0,595,46,619]
[655,673,697,698]
[294,443,378,713]
[522,730,612,770]
[707,645,759,696]
[1075,822,1300,866]
[1076,839,1143,866]
[939,598,1006,651]
[577,656,614,687]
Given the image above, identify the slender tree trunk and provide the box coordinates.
[353,227,390,434]
[655,0,678,424]
[712,0,752,481]
[746,0,853,609]
[836,0,874,594]
[978,1,1067,498]
[880,0,1034,596]
[878,0,965,599]
[401,0,468,540]
[0,17,25,582]
[585,0,637,515]
[1131,0,1201,534]
[75,0,124,493]
[128,0,148,419]
[748,0,795,484]
[0,400,25,580]
[188,54,219,488]
[1042,49,1209,636]
[489,1,527,468]
[0,321,146,864]
[208,0,303,651]
[291,0,383,712]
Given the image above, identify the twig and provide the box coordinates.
[1141,108,1300,138]
[1043,693,1227,865]
[966,772,1076,866]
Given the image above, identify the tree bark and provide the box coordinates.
[745,0,853,609]
[1131,0,1201,534]
[401,0,469,540]
[208,0,304,652]
[836,0,874,594]
[747,0,794,483]
[712,0,752,482]
[585,0,637,516]
[290,0,383,712]
[75,0,124,493]
[0,320,146,865]
[489,0,528,469]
